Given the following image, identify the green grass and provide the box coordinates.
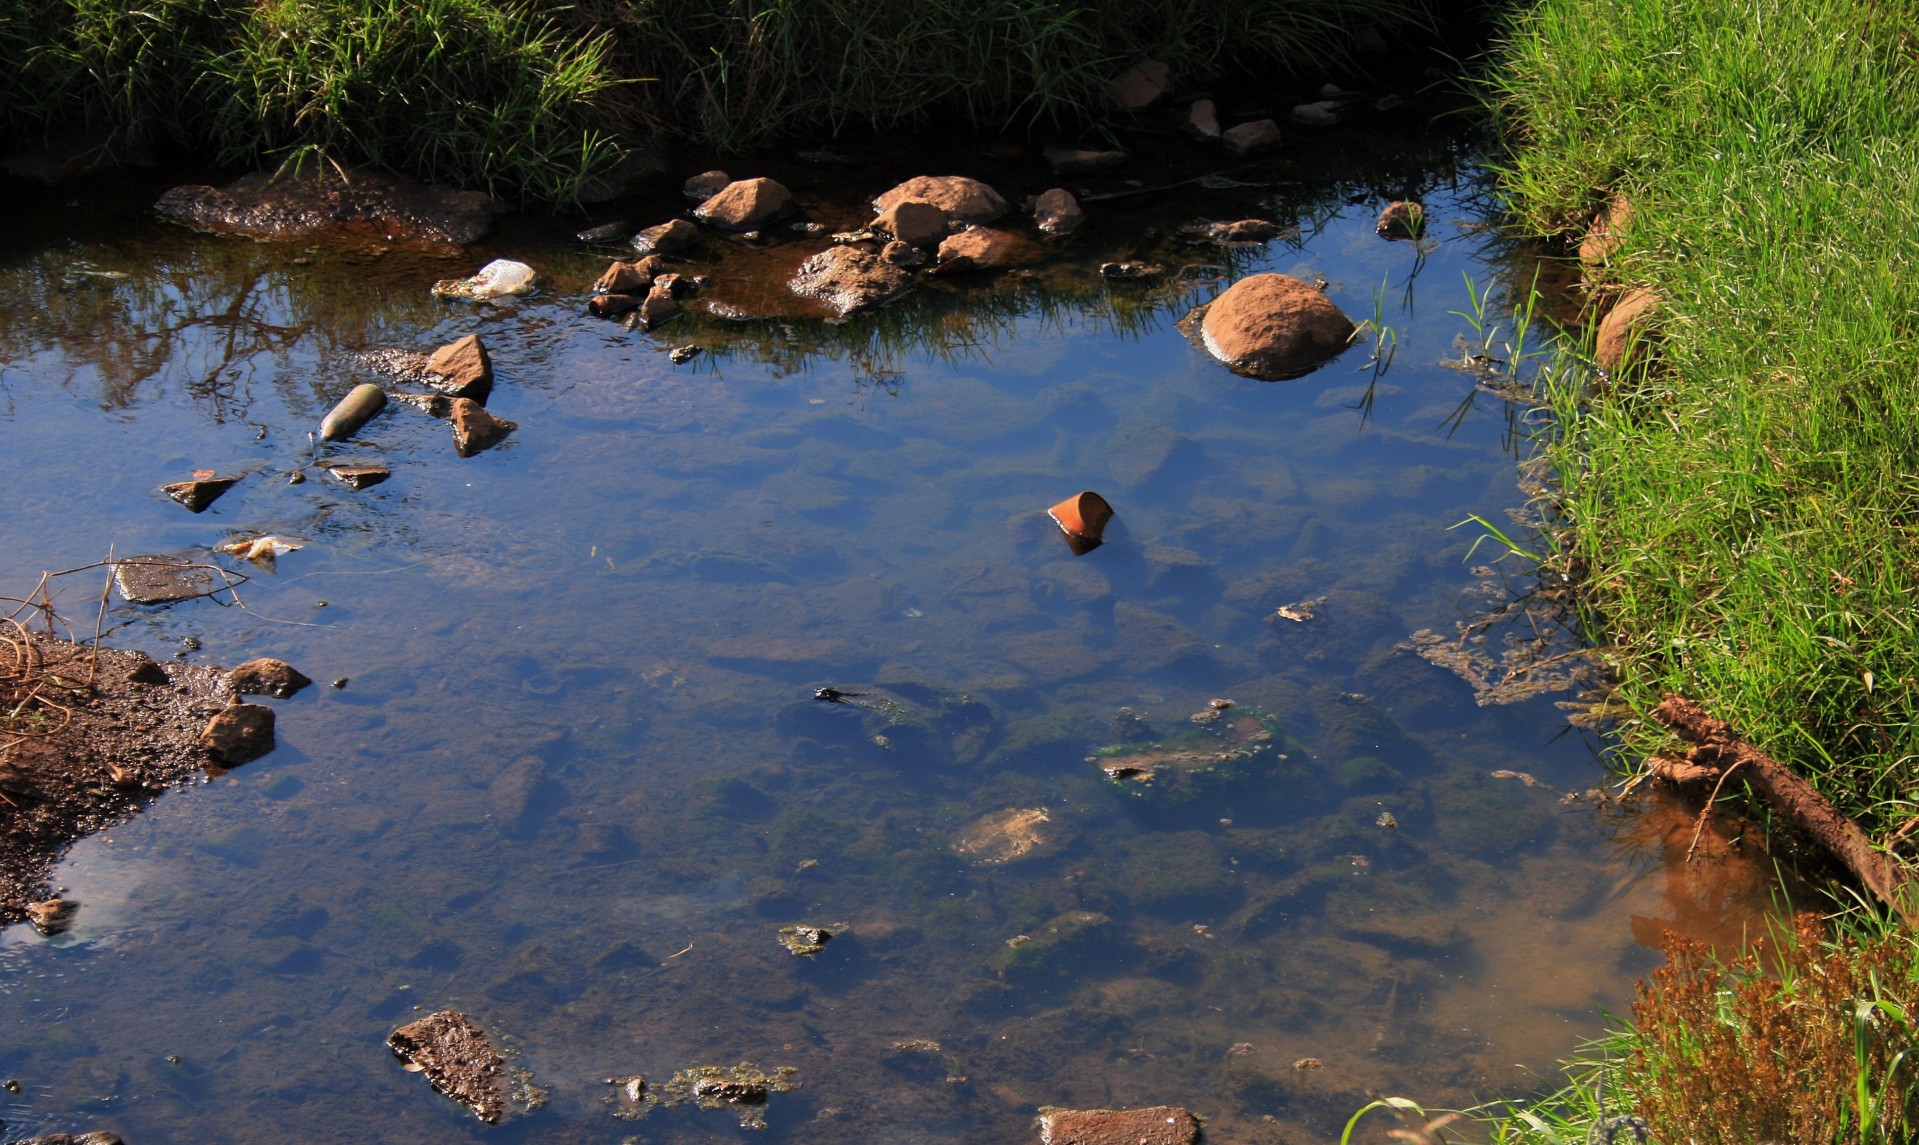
[0,0,1435,200]
[1486,0,1919,837]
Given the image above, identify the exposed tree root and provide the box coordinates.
[1647,693,1918,925]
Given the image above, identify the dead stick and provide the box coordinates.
[1684,759,1748,865]
[1654,693,1916,925]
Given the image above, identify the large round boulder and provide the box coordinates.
[873,176,1007,226]
[1195,273,1354,380]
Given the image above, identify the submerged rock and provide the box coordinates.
[683,169,732,202]
[226,658,311,699]
[777,924,834,956]
[874,176,1008,226]
[1038,1105,1200,1145]
[388,1010,511,1123]
[1090,702,1299,806]
[24,895,76,935]
[153,167,502,243]
[112,556,219,604]
[952,807,1064,865]
[695,177,793,231]
[661,1063,799,1129]
[790,246,914,315]
[1193,272,1355,379]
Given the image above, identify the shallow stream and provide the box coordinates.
[0,122,1782,1143]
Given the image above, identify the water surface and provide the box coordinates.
[0,130,1778,1143]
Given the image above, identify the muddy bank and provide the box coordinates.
[1,630,240,926]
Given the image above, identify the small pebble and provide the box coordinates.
[331,678,349,689]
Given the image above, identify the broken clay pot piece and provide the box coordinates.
[1047,491,1114,555]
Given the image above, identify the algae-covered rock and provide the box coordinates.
[990,910,1113,976]
[952,807,1066,865]
[1090,703,1299,806]
[1112,830,1241,915]
[661,1062,799,1129]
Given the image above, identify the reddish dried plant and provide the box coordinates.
[1626,913,1919,1143]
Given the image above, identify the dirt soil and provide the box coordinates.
[1,631,227,926]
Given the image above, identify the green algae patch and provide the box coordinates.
[1089,703,1301,806]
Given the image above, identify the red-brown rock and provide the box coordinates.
[1596,285,1658,373]
[1376,200,1425,240]
[161,475,239,513]
[1108,60,1173,111]
[695,177,793,231]
[425,334,493,402]
[1221,119,1282,155]
[199,701,275,766]
[1182,99,1221,141]
[1034,188,1083,235]
[874,176,1007,226]
[790,246,915,316]
[683,169,732,202]
[935,227,1031,269]
[631,218,698,255]
[639,283,680,329]
[594,256,665,294]
[389,1010,510,1123]
[587,292,643,318]
[1579,193,1634,274]
[450,397,516,456]
[226,658,311,699]
[1038,1106,1200,1145]
[876,199,948,248]
[1196,272,1354,380]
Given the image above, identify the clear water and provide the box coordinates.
[0,133,1780,1143]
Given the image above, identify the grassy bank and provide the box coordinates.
[1495,0,1919,842]
[1467,0,1919,1138]
[0,0,1434,201]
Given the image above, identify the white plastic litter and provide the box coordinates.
[431,258,537,301]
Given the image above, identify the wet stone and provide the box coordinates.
[1292,100,1344,127]
[424,334,493,402]
[326,464,391,491]
[25,895,76,935]
[639,283,680,329]
[777,924,834,956]
[1182,99,1222,140]
[1376,200,1425,240]
[695,176,793,231]
[664,1063,799,1130]
[1034,188,1084,235]
[1038,1106,1201,1145]
[631,218,698,255]
[790,246,914,316]
[1193,272,1355,380]
[161,474,239,513]
[1042,145,1125,174]
[936,227,1032,269]
[112,556,219,604]
[952,808,1063,865]
[388,1010,511,1123]
[199,701,275,766]
[319,383,388,441]
[226,657,311,699]
[876,198,948,248]
[874,176,1008,226]
[450,397,516,457]
[1221,119,1283,155]
[1208,218,1281,244]
[153,167,501,243]
[588,292,643,318]
[683,169,732,202]
[593,256,664,294]
[574,219,628,242]
[1108,59,1173,111]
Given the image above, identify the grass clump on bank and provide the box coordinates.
[0,0,1435,201]
[1491,0,1919,836]
[1481,911,1919,1144]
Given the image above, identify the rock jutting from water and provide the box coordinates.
[1376,200,1425,240]
[1190,272,1355,380]
[449,398,516,457]
[631,218,699,256]
[225,657,311,699]
[198,699,276,767]
[873,176,1008,227]
[789,246,915,316]
[387,1010,512,1123]
[1038,1105,1201,1145]
[153,167,502,243]
[319,383,388,442]
[1034,189,1084,235]
[424,334,493,402]
[777,924,834,956]
[695,176,793,231]
[161,473,240,513]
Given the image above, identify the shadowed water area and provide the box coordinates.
[0,125,1785,1143]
